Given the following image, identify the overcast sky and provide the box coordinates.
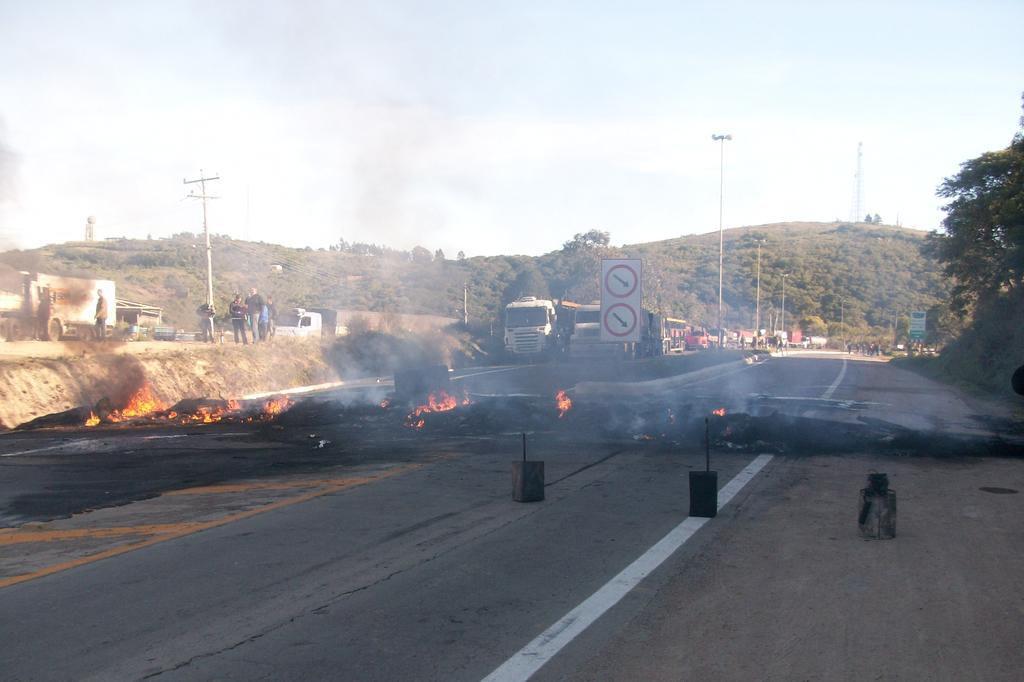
[0,0,1021,256]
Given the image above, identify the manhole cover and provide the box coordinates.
[979,487,1019,494]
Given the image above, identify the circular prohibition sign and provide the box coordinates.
[603,264,639,298]
[603,303,638,337]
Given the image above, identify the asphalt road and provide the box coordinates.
[1,353,1021,680]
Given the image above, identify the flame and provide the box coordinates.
[555,389,573,418]
[404,390,468,429]
[80,387,292,428]
[261,396,292,417]
[712,407,726,417]
[114,384,167,419]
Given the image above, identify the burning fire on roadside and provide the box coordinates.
[712,407,727,417]
[404,390,471,429]
[82,384,294,427]
[555,389,573,418]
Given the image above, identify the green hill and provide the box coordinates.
[0,221,947,341]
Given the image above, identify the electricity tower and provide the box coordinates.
[849,142,863,222]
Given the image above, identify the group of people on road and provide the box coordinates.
[847,342,882,356]
[196,287,277,344]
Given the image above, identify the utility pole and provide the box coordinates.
[712,133,732,350]
[781,273,790,342]
[754,239,765,335]
[184,170,221,307]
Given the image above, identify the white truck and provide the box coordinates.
[568,303,671,361]
[568,303,631,361]
[0,270,115,341]
[504,297,558,356]
[274,308,323,338]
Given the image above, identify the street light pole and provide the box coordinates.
[840,299,845,349]
[712,133,732,350]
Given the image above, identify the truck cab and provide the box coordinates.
[504,297,557,355]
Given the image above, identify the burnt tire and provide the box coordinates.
[1012,364,1024,396]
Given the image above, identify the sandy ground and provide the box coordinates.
[0,339,337,429]
[566,453,1024,682]
[0,340,207,358]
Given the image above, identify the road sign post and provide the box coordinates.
[909,311,926,342]
[600,259,642,343]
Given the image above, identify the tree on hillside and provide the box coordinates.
[457,250,466,261]
[561,230,610,252]
[434,249,445,261]
[411,246,433,264]
[926,97,1024,314]
[545,230,612,301]
[500,266,551,311]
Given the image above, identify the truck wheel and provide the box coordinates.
[6,320,24,341]
[1012,365,1024,396]
[47,318,63,341]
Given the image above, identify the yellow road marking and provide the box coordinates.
[162,478,349,496]
[0,463,425,589]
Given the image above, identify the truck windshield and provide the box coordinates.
[506,308,548,327]
[278,313,300,327]
[576,310,601,324]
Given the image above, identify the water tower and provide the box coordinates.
[85,216,97,241]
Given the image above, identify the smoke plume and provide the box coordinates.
[0,117,19,250]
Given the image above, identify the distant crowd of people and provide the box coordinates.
[847,342,883,356]
[196,287,277,344]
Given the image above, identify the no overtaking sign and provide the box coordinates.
[601,259,642,342]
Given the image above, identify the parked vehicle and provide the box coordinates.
[0,271,115,341]
[275,308,324,338]
[567,304,671,360]
[504,297,559,356]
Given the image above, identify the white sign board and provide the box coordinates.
[909,310,926,341]
[600,258,642,342]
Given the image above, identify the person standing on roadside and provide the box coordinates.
[245,287,264,342]
[265,295,277,339]
[37,287,52,340]
[197,302,216,343]
[94,289,108,340]
[258,302,270,341]
[229,294,248,344]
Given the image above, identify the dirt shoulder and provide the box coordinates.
[570,453,1024,682]
[0,339,337,429]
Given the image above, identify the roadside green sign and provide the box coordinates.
[909,311,926,341]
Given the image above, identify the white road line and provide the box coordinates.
[0,439,94,458]
[482,454,774,682]
[820,359,848,400]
